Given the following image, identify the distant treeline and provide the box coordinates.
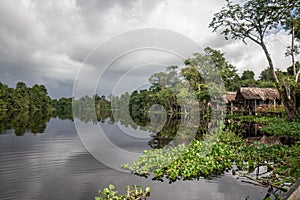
[1,46,298,136]
[1,47,298,116]
[0,81,52,112]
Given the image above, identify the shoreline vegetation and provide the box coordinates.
[1,2,300,196]
[0,0,299,199]
[0,47,299,200]
[0,79,299,199]
[95,184,151,200]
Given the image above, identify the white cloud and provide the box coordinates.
[218,29,300,78]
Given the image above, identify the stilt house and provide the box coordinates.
[222,92,237,114]
[235,87,281,115]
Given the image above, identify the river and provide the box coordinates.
[0,117,267,200]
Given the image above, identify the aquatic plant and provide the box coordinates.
[123,127,244,182]
[123,127,300,194]
[95,184,151,200]
[227,115,285,124]
[262,121,300,139]
[234,141,300,192]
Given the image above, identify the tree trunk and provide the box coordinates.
[291,22,296,80]
[260,42,279,84]
[260,41,298,121]
[278,85,297,121]
[289,21,300,83]
[296,70,300,83]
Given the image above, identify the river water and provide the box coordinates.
[0,117,267,200]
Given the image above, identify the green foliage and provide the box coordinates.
[262,121,300,139]
[210,0,300,120]
[228,115,285,124]
[95,184,151,200]
[123,127,244,182]
[228,114,300,138]
[287,62,300,76]
[240,70,256,87]
[128,66,185,116]
[241,70,255,81]
[234,142,300,193]
[203,47,241,91]
[209,0,292,44]
[259,68,274,82]
[127,48,242,117]
[52,97,72,111]
[123,122,300,193]
[29,84,52,111]
[256,80,276,88]
[0,81,52,112]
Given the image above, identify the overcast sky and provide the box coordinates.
[0,0,299,98]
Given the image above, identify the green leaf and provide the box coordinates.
[109,184,115,190]
[145,187,151,194]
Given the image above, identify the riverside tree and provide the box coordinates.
[209,0,300,120]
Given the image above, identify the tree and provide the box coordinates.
[287,61,300,76]
[0,82,9,111]
[149,66,180,89]
[210,0,300,120]
[259,68,274,82]
[283,2,300,82]
[0,81,52,113]
[181,61,210,103]
[257,67,277,88]
[14,82,30,111]
[241,70,255,81]
[29,84,51,111]
[240,70,256,87]
[204,47,240,91]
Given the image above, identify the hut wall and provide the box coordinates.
[235,87,281,115]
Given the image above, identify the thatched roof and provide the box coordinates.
[222,92,237,103]
[238,87,279,100]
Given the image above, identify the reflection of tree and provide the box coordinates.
[12,111,30,136]
[0,110,51,136]
[147,115,209,149]
[51,97,73,120]
[96,109,113,123]
[147,115,180,149]
[0,111,13,133]
[72,95,111,123]
[29,111,52,134]
[52,110,74,121]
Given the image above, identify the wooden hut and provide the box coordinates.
[222,92,237,114]
[235,87,280,115]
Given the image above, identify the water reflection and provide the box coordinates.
[0,109,209,150]
[4,108,294,151]
[0,118,267,200]
[0,111,52,136]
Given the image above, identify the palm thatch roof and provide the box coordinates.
[222,92,237,103]
[237,87,280,101]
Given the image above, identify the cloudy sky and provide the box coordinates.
[0,0,299,98]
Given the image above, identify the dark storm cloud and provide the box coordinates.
[1,0,295,98]
[0,0,165,98]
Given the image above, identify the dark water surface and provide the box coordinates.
[0,118,268,200]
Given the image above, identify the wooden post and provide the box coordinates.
[254,99,257,115]
[248,100,251,115]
